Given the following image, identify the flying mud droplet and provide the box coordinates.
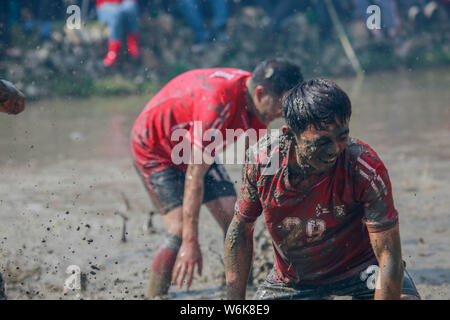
[143,211,156,234]
[115,211,129,243]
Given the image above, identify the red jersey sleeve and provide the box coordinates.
[356,154,399,233]
[236,156,263,223]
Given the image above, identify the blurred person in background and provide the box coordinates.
[259,0,304,33]
[0,0,10,58]
[94,0,141,67]
[314,0,355,44]
[354,0,400,42]
[258,0,354,45]
[176,0,229,50]
[21,0,64,40]
[0,1,25,58]
[397,0,446,27]
[438,0,450,12]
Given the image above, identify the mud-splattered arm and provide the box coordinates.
[225,209,255,300]
[0,80,25,114]
[369,223,404,300]
[172,161,211,289]
[225,159,262,299]
[359,156,403,298]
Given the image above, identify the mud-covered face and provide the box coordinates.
[293,121,350,174]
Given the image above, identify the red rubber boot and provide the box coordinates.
[103,40,122,67]
[127,33,141,60]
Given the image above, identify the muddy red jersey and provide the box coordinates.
[131,68,266,174]
[237,133,399,285]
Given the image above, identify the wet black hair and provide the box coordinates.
[250,58,303,97]
[282,78,352,135]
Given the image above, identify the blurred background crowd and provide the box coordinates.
[0,0,449,98]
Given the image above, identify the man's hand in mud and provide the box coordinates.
[0,80,25,114]
[171,240,203,289]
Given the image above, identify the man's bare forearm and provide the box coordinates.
[375,254,404,299]
[182,171,204,242]
[225,215,254,300]
[370,224,404,300]
[182,163,210,242]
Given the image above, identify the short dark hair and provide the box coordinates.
[282,78,352,135]
[250,58,303,97]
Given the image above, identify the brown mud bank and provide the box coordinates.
[0,68,449,299]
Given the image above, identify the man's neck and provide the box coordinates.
[286,140,324,185]
[244,80,255,113]
[245,79,266,125]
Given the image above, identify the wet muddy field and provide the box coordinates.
[0,68,449,299]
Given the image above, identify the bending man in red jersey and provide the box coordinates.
[0,80,25,115]
[225,79,420,300]
[131,59,303,298]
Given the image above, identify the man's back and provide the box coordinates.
[131,68,265,173]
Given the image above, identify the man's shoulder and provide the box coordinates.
[206,68,251,80]
[246,131,288,175]
[175,68,250,102]
[149,68,249,106]
[344,138,385,176]
[177,68,251,83]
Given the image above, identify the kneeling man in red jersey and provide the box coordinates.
[225,79,420,300]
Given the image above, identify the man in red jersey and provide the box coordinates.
[0,80,25,115]
[131,59,303,298]
[0,79,25,300]
[225,79,420,300]
[94,0,140,66]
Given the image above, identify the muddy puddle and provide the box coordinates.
[0,67,449,299]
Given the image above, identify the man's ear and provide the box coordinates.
[254,85,266,103]
[282,126,298,144]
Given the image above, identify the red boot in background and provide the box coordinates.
[127,33,141,60]
[103,40,122,67]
